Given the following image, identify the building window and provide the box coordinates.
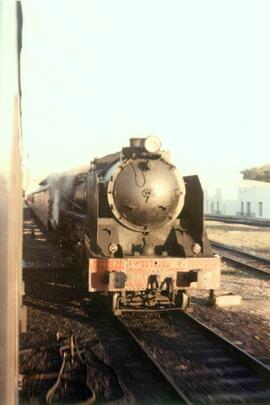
[241,201,244,215]
[258,202,263,217]
[216,201,220,213]
[211,202,214,213]
[246,201,251,216]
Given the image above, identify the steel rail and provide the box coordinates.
[205,214,270,228]
[23,293,270,403]
[115,313,192,404]
[22,295,187,404]
[182,311,270,382]
[211,241,270,276]
[118,309,270,404]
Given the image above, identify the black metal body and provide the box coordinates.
[27,137,219,307]
[36,139,213,259]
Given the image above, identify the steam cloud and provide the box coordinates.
[41,165,89,226]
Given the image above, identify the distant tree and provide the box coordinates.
[241,164,270,182]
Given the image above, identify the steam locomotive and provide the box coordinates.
[28,136,220,311]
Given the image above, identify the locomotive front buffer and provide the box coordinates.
[88,256,220,312]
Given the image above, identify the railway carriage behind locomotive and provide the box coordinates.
[28,136,220,310]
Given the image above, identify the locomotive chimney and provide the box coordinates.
[129,138,145,148]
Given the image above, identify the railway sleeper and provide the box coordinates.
[192,389,270,403]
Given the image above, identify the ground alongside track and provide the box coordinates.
[205,220,270,259]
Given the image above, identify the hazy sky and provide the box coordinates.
[21,1,270,196]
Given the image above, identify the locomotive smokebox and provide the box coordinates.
[107,137,186,231]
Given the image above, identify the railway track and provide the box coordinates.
[22,291,270,404]
[211,241,270,276]
[119,310,270,404]
[22,207,270,403]
[205,215,270,228]
[21,295,184,404]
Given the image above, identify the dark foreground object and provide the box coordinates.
[20,305,184,405]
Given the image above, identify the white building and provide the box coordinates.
[204,180,270,220]
[237,180,270,219]
[204,188,223,215]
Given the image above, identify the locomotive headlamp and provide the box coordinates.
[144,136,161,153]
[192,243,201,254]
